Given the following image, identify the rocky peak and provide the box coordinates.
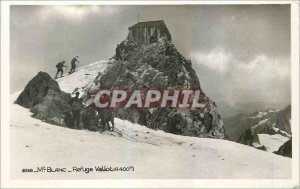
[109,38,201,90]
[92,37,225,139]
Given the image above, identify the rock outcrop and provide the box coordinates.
[274,138,292,158]
[276,105,291,134]
[15,72,72,126]
[91,38,225,138]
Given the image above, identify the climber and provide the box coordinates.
[115,44,122,61]
[97,108,114,131]
[69,92,83,129]
[81,106,97,131]
[69,56,80,74]
[63,111,73,128]
[54,60,67,79]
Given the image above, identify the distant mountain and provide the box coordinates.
[223,105,292,155]
[224,108,280,141]
[217,101,289,118]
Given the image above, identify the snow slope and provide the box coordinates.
[56,60,111,95]
[10,91,291,179]
[250,118,291,151]
[258,134,291,152]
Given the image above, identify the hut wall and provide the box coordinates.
[128,24,171,44]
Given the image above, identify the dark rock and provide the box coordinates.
[276,105,291,134]
[256,145,267,151]
[15,71,61,108]
[15,72,72,127]
[237,128,255,146]
[274,138,292,158]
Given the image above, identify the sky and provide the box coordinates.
[10,5,291,106]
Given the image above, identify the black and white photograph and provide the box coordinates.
[1,1,299,188]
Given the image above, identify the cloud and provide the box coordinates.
[190,48,290,103]
[232,55,290,103]
[38,6,118,21]
[191,48,289,79]
[190,48,232,73]
[236,55,290,85]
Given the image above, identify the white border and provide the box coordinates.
[1,1,299,188]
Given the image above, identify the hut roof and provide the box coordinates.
[128,20,171,36]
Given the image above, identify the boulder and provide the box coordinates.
[15,71,72,127]
[15,71,61,108]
